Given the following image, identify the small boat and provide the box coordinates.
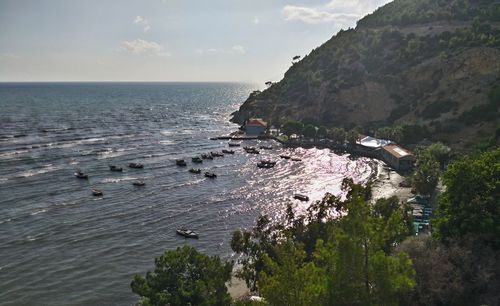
[201,153,214,160]
[260,145,273,150]
[189,168,202,174]
[204,172,217,178]
[258,160,276,168]
[280,155,291,160]
[228,143,240,147]
[257,162,275,169]
[91,188,103,196]
[192,157,203,163]
[129,163,144,169]
[132,180,145,186]
[293,194,309,201]
[244,147,260,154]
[176,228,199,239]
[109,165,123,172]
[176,159,187,166]
[210,152,224,157]
[291,158,302,162]
[74,171,88,179]
[222,149,235,154]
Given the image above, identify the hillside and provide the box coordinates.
[231,0,500,148]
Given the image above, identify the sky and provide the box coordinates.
[0,0,391,82]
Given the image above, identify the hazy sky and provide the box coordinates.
[0,0,390,82]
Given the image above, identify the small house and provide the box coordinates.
[380,144,414,172]
[245,118,267,136]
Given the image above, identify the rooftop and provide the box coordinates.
[382,144,412,158]
[246,118,267,127]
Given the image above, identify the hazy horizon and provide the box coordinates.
[0,0,390,83]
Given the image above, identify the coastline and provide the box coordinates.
[227,156,412,301]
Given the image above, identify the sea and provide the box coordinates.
[0,82,374,305]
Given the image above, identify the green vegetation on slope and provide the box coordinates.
[358,0,500,28]
[232,0,500,147]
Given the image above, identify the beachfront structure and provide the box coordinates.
[358,135,393,148]
[245,118,267,136]
[380,144,414,172]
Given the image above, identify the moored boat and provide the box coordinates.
[291,158,302,162]
[279,155,291,160]
[74,171,88,179]
[228,142,240,147]
[257,162,275,169]
[210,151,224,157]
[189,168,202,174]
[204,172,217,178]
[201,153,214,160]
[176,228,199,239]
[293,194,309,201]
[222,149,235,154]
[176,159,187,166]
[109,165,123,172]
[259,145,273,150]
[132,180,145,186]
[128,162,144,169]
[91,188,103,196]
[244,147,260,154]
[192,157,203,163]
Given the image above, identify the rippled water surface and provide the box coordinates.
[0,83,374,305]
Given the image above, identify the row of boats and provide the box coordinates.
[74,162,146,197]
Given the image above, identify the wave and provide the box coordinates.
[31,209,48,216]
[15,164,62,178]
[0,218,12,224]
[99,176,139,184]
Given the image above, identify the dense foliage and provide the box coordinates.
[358,0,500,28]
[130,246,233,306]
[231,180,415,305]
[433,147,500,248]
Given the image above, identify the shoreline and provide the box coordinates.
[226,158,412,301]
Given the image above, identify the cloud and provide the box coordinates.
[0,53,20,60]
[253,17,260,24]
[195,45,245,55]
[122,39,169,56]
[133,15,151,32]
[283,0,390,25]
[283,6,337,24]
[325,0,389,13]
[232,45,245,54]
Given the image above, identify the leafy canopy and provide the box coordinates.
[434,147,500,248]
[131,245,233,306]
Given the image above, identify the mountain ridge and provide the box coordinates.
[231,0,500,148]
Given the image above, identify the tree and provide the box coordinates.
[258,241,326,306]
[131,246,233,306]
[303,124,317,139]
[315,181,415,305]
[346,129,359,145]
[317,126,328,139]
[328,127,347,144]
[232,180,415,305]
[265,81,273,88]
[433,148,500,248]
[425,142,451,169]
[412,150,440,195]
[281,120,304,137]
[292,55,301,62]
